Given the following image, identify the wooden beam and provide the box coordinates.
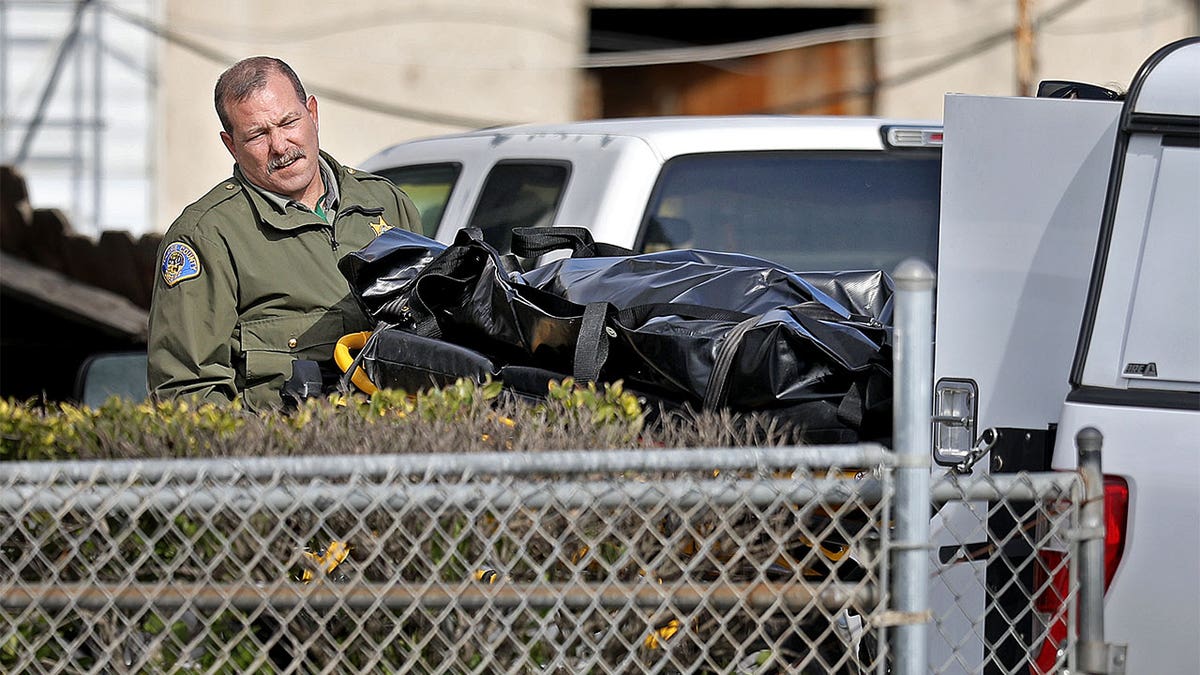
[0,251,148,341]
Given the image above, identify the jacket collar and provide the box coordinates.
[234,151,344,232]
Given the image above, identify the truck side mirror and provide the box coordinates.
[74,351,149,408]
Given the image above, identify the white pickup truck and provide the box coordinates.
[363,37,1198,675]
[931,37,1198,675]
[359,115,944,275]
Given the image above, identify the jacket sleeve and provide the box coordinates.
[147,231,240,404]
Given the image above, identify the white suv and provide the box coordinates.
[359,115,943,273]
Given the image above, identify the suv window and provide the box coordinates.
[377,163,461,237]
[639,151,941,273]
[467,162,569,253]
[1117,141,1199,388]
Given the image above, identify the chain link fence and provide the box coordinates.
[927,469,1089,675]
[2,262,1108,674]
[1,445,1091,675]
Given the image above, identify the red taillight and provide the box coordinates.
[1102,477,1129,588]
[1030,475,1129,674]
[1031,547,1069,675]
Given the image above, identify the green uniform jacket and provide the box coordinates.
[148,152,419,411]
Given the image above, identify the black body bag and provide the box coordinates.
[338,227,894,443]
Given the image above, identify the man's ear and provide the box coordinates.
[307,95,319,132]
[220,130,236,159]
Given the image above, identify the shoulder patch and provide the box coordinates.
[161,242,201,286]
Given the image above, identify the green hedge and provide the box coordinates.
[1,378,803,462]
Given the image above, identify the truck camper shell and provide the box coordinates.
[1069,36,1200,405]
[1051,36,1199,675]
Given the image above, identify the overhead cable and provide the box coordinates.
[99,1,519,129]
[128,7,578,46]
[761,0,1098,114]
[1041,2,1182,35]
[582,24,882,68]
[101,0,1119,124]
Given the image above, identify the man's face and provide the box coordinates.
[220,71,322,204]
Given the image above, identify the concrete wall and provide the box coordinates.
[157,0,585,230]
[157,0,1198,230]
[876,0,1198,120]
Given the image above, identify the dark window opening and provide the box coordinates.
[467,162,570,254]
[589,8,869,53]
[378,163,462,238]
[586,8,876,118]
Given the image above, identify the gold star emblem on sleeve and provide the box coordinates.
[370,216,393,236]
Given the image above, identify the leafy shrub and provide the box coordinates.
[2,377,808,462]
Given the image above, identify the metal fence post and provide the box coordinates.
[1076,427,1113,674]
[891,259,935,675]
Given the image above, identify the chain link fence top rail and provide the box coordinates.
[1,446,1084,675]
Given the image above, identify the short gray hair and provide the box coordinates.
[214,57,307,134]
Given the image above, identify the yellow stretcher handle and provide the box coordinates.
[334,332,378,395]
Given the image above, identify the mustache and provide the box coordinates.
[267,149,306,173]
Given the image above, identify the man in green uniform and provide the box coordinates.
[148,56,420,411]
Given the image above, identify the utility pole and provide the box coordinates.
[1016,0,1036,96]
